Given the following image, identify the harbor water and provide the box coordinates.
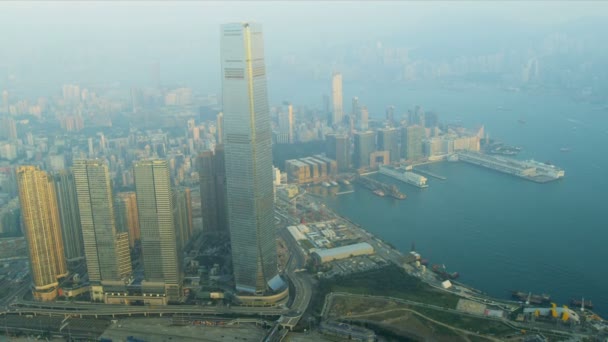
[273,80,608,317]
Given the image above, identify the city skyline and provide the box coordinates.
[0,9,606,340]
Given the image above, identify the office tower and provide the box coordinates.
[425,111,438,128]
[17,166,68,301]
[386,105,395,126]
[408,106,425,127]
[377,128,400,163]
[353,131,376,169]
[73,159,132,301]
[115,192,140,248]
[326,133,350,172]
[53,170,85,263]
[401,125,426,161]
[332,72,343,125]
[216,112,224,144]
[197,150,218,236]
[133,159,182,301]
[221,22,281,294]
[351,97,360,120]
[359,106,369,131]
[288,104,294,144]
[173,187,193,252]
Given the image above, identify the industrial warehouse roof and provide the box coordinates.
[314,242,374,258]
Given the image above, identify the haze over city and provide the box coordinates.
[1,1,607,341]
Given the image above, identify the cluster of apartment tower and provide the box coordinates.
[16,159,194,303]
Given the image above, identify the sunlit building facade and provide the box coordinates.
[17,166,68,301]
[221,22,280,294]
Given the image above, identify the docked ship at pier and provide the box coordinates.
[379,165,429,188]
[355,175,406,200]
[511,291,552,305]
[431,264,459,280]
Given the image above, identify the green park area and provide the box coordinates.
[318,265,460,309]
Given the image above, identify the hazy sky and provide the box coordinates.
[1,1,607,94]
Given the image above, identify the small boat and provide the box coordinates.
[373,189,385,197]
[560,147,571,152]
[517,119,526,124]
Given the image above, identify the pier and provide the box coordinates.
[458,151,564,183]
[413,168,447,180]
[354,176,406,199]
[336,190,354,195]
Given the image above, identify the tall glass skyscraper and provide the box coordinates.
[17,166,68,301]
[221,22,279,294]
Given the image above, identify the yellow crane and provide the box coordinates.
[550,303,558,318]
[562,305,570,322]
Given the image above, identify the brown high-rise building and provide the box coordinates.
[53,170,85,264]
[197,150,217,235]
[196,145,228,237]
[17,166,68,301]
[173,187,193,251]
[115,192,140,248]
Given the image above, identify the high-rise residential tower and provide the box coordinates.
[53,170,85,264]
[17,166,68,301]
[133,159,182,301]
[221,22,281,294]
[332,72,343,125]
[173,187,193,252]
[115,192,140,248]
[197,150,218,236]
[73,159,132,301]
